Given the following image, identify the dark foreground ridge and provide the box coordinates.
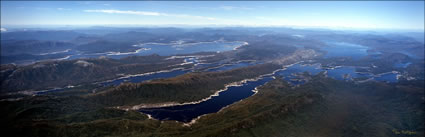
[1,73,423,137]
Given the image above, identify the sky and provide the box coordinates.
[1,1,424,31]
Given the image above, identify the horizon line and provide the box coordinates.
[1,24,424,32]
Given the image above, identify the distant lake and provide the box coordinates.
[5,41,246,65]
[374,73,398,83]
[322,42,369,60]
[76,41,246,59]
[275,63,322,85]
[275,63,397,85]
[129,41,246,56]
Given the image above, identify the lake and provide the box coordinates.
[6,41,247,65]
[322,42,369,60]
[139,76,274,122]
[69,41,246,60]
[275,63,397,85]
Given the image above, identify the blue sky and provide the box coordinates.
[1,1,424,30]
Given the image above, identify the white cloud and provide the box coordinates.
[84,10,162,16]
[77,1,92,5]
[219,6,236,10]
[57,8,71,11]
[218,6,253,10]
[84,9,216,20]
[35,7,49,10]
[0,28,7,32]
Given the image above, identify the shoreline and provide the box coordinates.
[115,75,268,111]
[115,62,299,126]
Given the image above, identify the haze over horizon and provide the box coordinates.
[1,1,424,31]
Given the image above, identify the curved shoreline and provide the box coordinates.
[182,78,274,127]
[115,75,268,111]
[123,62,294,110]
[115,62,298,125]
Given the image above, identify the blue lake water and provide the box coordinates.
[275,63,395,85]
[275,63,322,85]
[327,67,374,80]
[63,41,245,60]
[374,73,398,83]
[139,76,274,122]
[393,62,411,68]
[131,41,244,56]
[322,42,369,60]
